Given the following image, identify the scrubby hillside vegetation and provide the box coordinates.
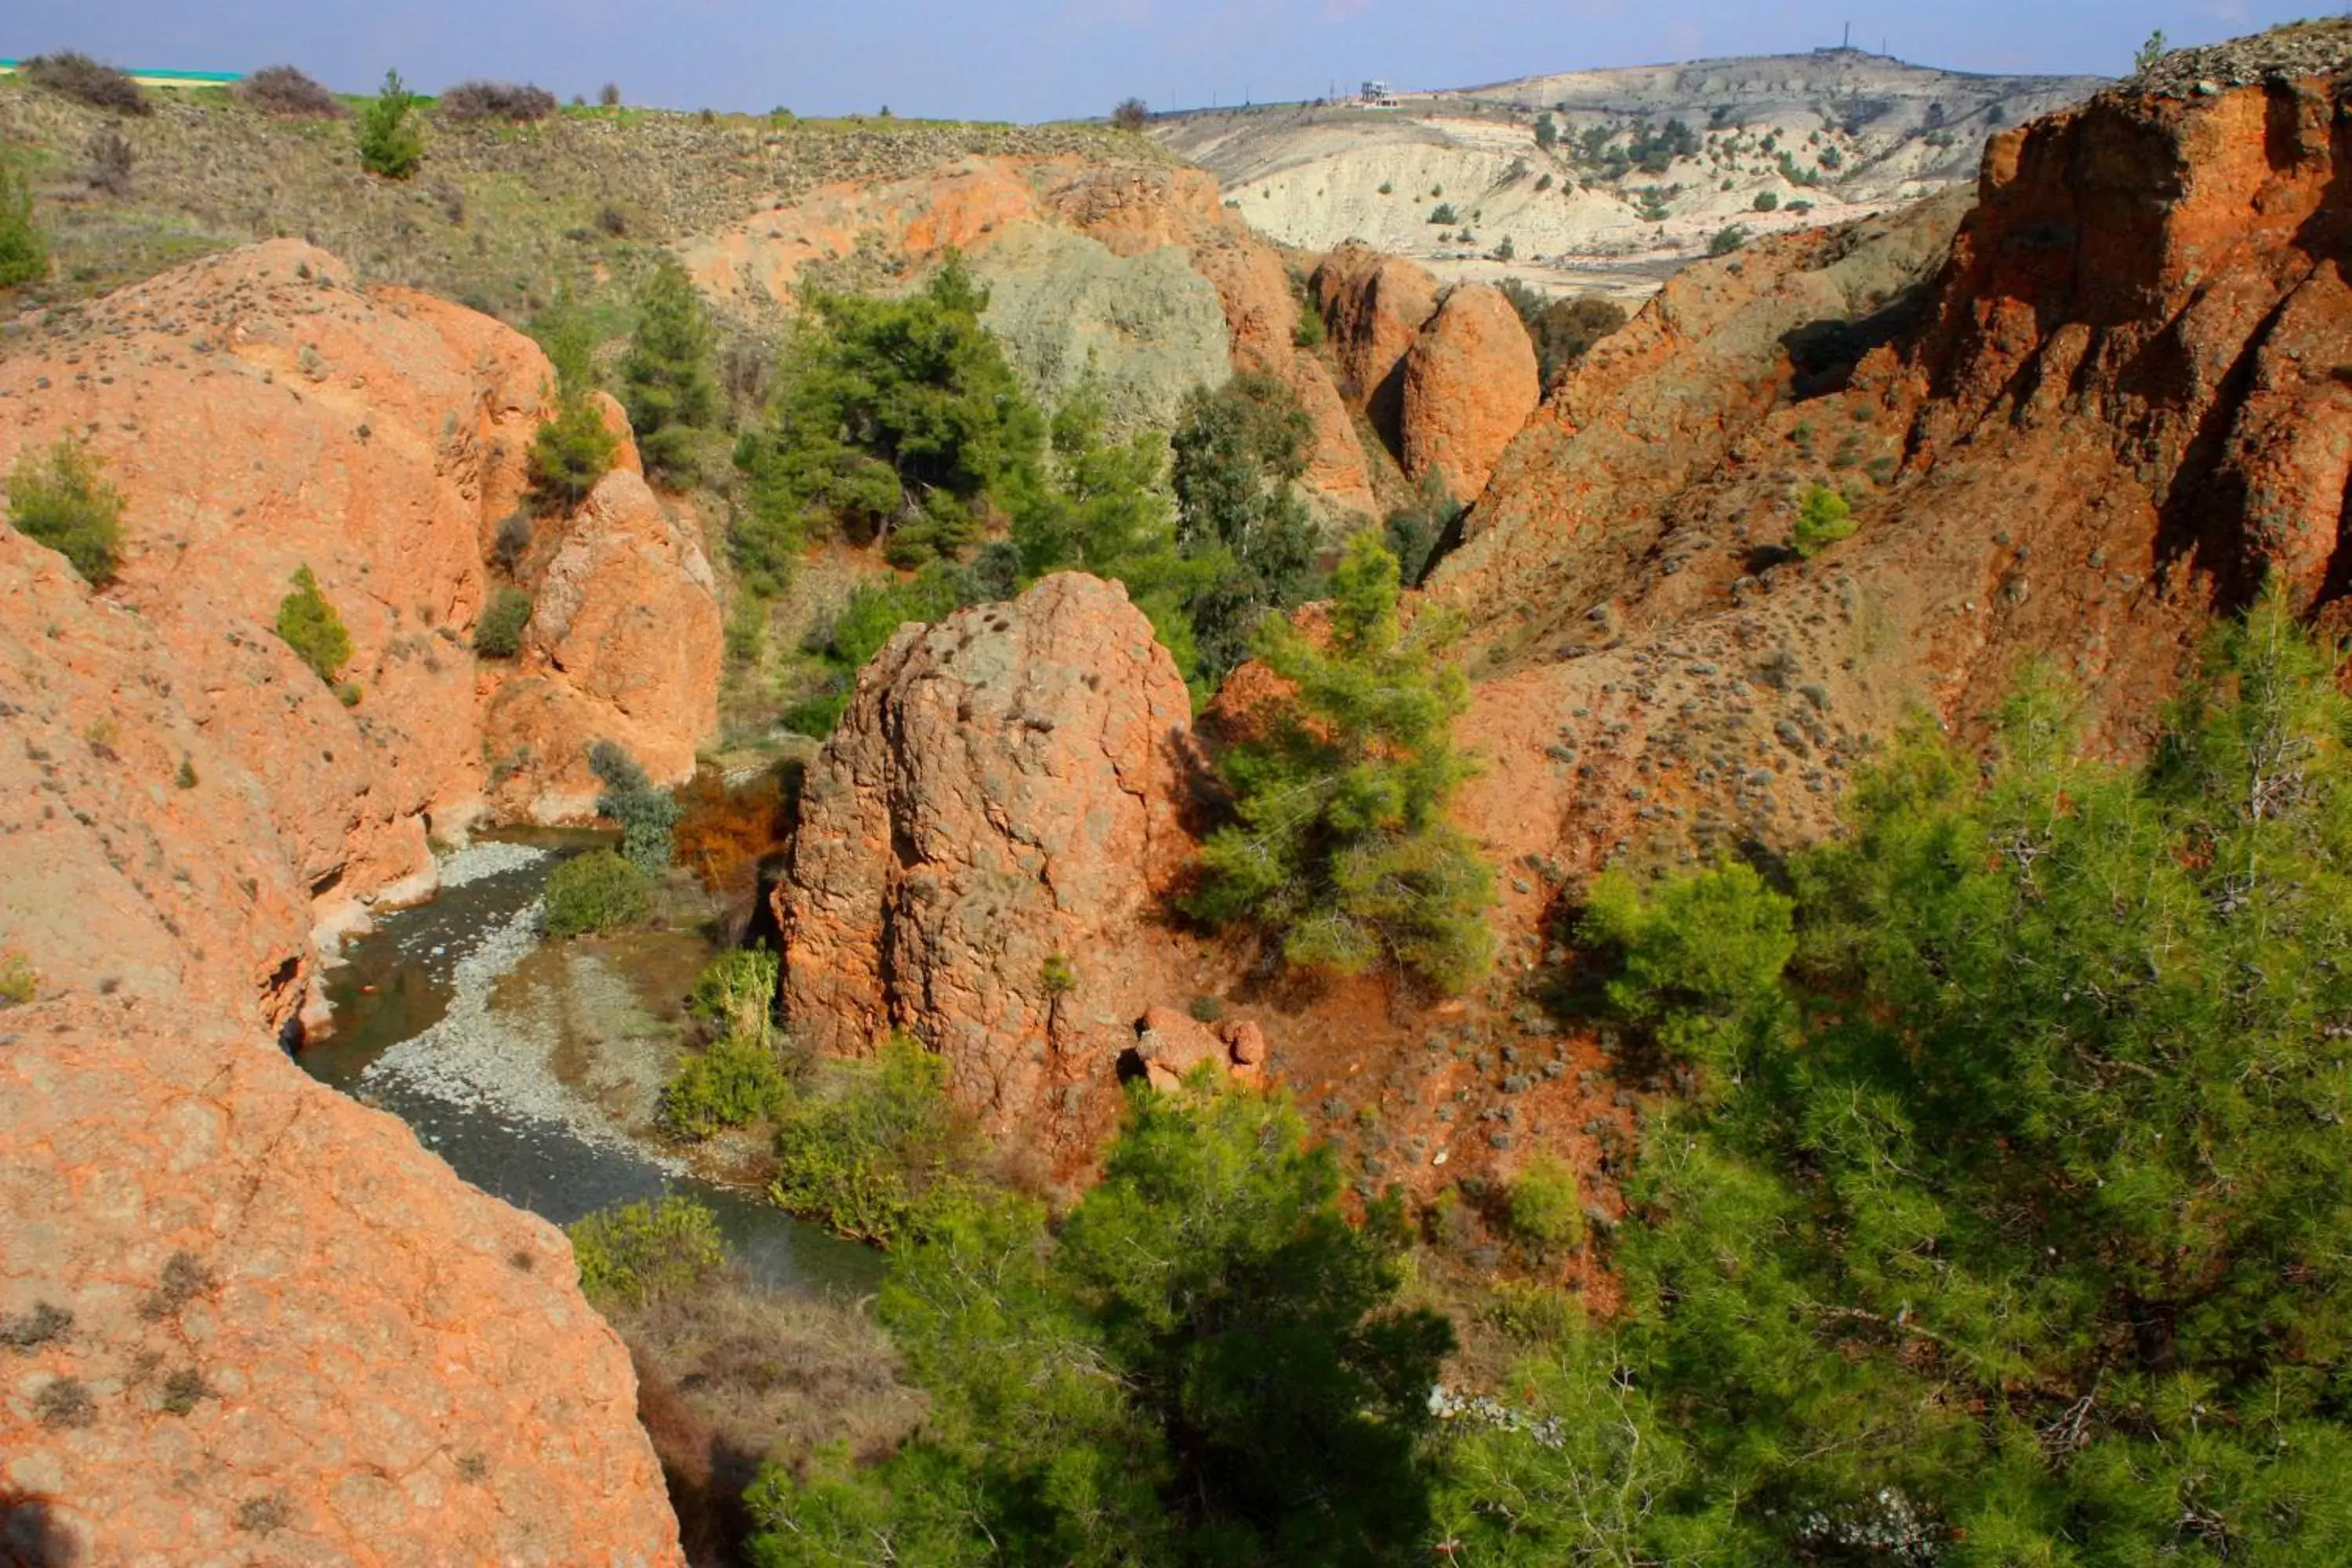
[1158,48,2102,296]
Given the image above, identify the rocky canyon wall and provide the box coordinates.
[0,241,708,1563]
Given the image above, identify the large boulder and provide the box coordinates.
[1312,241,1441,447]
[1399,283,1542,504]
[775,574,1196,1142]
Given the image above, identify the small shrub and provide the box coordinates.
[24,53,151,116]
[588,741,681,871]
[0,159,46,287]
[2135,30,2169,76]
[275,565,354,684]
[175,756,198,789]
[356,69,425,180]
[0,1299,68,1348]
[1187,993,1225,1024]
[7,436,125,586]
[663,1033,793,1138]
[771,1034,970,1243]
[472,586,532,658]
[528,389,618,506]
[1111,96,1151,132]
[236,65,345,118]
[492,509,532,575]
[1790,484,1856,557]
[568,1195,727,1307]
[1507,1155,1584,1252]
[594,201,628,237]
[1708,223,1749,256]
[236,1496,290,1536]
[1753,189,1779,212]
[1490,234,1515,262]
[1428,202,1458,224]
[84,129,134,198]
[1483,1279,1580,1344]
[34,1376,94,1429]
[688,945,783,1041]
[160,1367,213,1416]
[543,848,649,937]
[600,82,623,108]
[438,80,558,124]
[139,1251,217,1321]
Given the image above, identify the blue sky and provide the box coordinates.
[4,2,2312,122]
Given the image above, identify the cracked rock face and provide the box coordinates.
[775,573,1196,1147]
[0,998,681,1566]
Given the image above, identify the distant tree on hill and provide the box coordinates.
[600,82,622,108]
[1112,96,1151,132]
[619,255,717,483]
[2136,29,2169,75]
[437,81,558,124]
[23,53,149,117]
[1534,111,1558,151]
[356,69,425,179]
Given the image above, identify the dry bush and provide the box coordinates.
[235,64,344,118]
[85,128,133,196]
[437,81,559,124]
[671,768,797,895]
[24,53,151,116]
[613,1273,925,1563]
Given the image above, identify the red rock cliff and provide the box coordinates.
[0,244,703,1563]
[774,573,1198,1150]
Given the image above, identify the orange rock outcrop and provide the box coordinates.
[1312,241,1441,445]
[1398,284,1541,503]
[0,242,705,1563]
[0,241,719,981]
[775,573,1199,1150]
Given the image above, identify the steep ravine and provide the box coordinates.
[0,245,717,1563]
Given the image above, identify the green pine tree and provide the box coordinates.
[1186,533,1495,993]
[619,254,717,483]
[527,289,617,509]
[355,69,425,180]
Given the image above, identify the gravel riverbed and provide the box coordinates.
[362,901,685,1173]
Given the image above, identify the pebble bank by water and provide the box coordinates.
[363,897,686,1172]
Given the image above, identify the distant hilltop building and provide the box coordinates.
[1359,79,1401,108]
[0,60,243,88]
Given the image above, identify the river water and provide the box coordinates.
[296,834,879,1295]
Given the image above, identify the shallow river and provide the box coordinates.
[296,834,880,1295]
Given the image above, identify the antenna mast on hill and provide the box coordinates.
[1842,22,1851,48]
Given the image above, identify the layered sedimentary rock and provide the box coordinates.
[775,573,1196,1145]
[0,242,701,1562]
